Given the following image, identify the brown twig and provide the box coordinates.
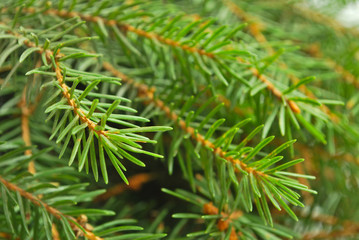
[0,175,102,240]
[17,59,43,174]
[18,85,35,173]
[52,224,61,240]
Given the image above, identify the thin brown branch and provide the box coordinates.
[17,59,43,174]
[21,7,214,58]
[0,175,102,240]
[248,66,301,113]
[18,85,35,173]
[103,62,267,177]
[52,223,61,240]
[53,56,108,137]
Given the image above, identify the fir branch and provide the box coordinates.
[53,55,108,137]
[15,6,303,114]
[1,1,357,238]
[0,175,102,240]
[326,56,359,89]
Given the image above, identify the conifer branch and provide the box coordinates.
[222,0,269,47]
[1,1,356,238]
[0,175,103,240]
[53,56,108,137]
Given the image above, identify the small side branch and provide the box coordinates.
[0,175,102,240]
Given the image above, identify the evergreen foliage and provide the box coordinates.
[0,0,358,239]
